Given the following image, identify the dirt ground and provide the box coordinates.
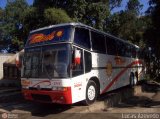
[0,80,160,119]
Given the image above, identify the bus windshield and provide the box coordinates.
[22,44,70,79]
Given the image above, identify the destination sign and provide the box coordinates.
[25,26,72,47]
[29,30,63,44]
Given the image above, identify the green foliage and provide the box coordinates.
[85,2,110,30]
[32,0,110,30]
[127,0,143,15]
[44,8,72,24]
[144,0,160,80]
[0,0,153,55]
[145,0,160,56]
[22,7,72,38]
[109,0,122,11]
[0,0,28,49]
[22,7,38,33]
[105,0,147,47]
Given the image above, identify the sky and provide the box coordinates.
[111,0,150,14]
[0,0,33,8]
[0,0,149,14]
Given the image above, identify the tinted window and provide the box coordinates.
[91,31,106,53]
[116,40,127,57]
[125,45,132,57]
[131,46,137,58]
[106,36,116,55]
[84,51,92,73]
[74,28,91,49]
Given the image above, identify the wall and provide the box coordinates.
[0,53,15,79]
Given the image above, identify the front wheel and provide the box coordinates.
[84,80,97,105]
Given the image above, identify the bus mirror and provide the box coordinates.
[15,50,24,69]
[74,49,81,65]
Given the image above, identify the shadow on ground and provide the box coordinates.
[113,80,160,109]
[0,80,159,118]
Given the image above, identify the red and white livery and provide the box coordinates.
[21,23,145,105]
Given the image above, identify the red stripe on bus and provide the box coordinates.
[101,60,142,94]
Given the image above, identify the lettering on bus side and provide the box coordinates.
[52,81,62,86]
[74,82,82,88]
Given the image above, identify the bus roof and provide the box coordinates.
[30,22,139,48]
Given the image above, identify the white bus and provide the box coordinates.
[20,23,145,105]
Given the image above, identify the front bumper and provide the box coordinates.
[22,88,72,104]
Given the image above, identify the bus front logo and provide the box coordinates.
[106,61,113,76]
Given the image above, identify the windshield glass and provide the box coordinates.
[22,44,70,79]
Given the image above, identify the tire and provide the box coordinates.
[84,80,97,105]
[130,73,135,87]
[135,72,138,84]
[130,72,138,87]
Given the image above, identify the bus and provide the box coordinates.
[20,23,145,105]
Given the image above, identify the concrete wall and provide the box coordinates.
[0,53,14,79]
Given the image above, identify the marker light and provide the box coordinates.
[52,87,68,91]
[56,30,63,37]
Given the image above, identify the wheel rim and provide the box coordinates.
[134,76,137,85]
[87,85,96,101]
[131,75,134,86]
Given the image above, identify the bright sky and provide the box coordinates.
[0,0,149,14]
[0,0,33,8]
[111,0,150,15]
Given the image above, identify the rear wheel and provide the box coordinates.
[135,72,138,84]
[84,80,97,105]
[130,72,137,87]
[130,73,134,86]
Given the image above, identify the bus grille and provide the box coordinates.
[31,94,52,102]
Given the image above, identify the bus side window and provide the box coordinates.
[131,46,136,58]
[72,47,84,77]
[74,28,90,49]
[126,45,132,57]
[116,41,127,57]
[84,51,92,73]
[91,31,106,54]
[106,36,116,55]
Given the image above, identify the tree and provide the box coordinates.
[32,0,110,30]
[44,8,72,24]
[22,7,72,43]
[0,0,28,50]
[105,0,145,46]
[0,8,4,40]
[109,0,122,11]
[144,0,160,80]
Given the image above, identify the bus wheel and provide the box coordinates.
[130,73,135,87]
[135,72,138,84]
[84,80,97,105]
